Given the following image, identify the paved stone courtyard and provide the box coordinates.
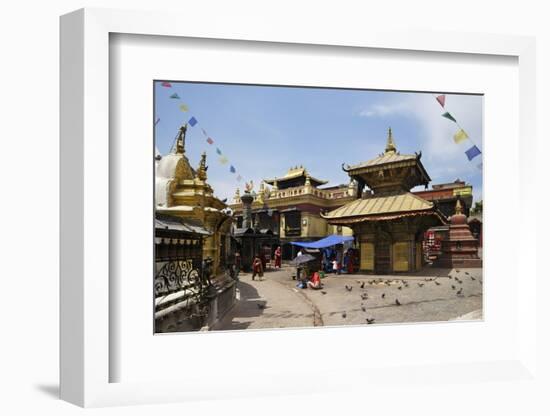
[213,265,483,330]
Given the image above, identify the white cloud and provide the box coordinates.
[358,93,483,201]
[358,102,411,118]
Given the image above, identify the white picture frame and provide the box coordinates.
[60,8,538,408]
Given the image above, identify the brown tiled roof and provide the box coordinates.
[347,152,418,170]
[322,192,434,220]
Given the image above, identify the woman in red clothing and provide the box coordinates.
[274,246,282,268]
[347,249,355,274]
[307,271,322,290]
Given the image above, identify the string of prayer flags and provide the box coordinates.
[465,145,482,161]
[162,88,246,185]
[432,93,483,166]
[453,129,469,144]
[442,112,457,122]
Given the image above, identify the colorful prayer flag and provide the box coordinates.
[161,81,172,87]
[206,137,214,145]
[237,175,242,182]
[219,156,229,165]
[216,148,222,155]
[179,104,189,112]
[465,145,482,161]
[230,165,236,173]
[442,112,457,122]
[170,93,180,99]
[188,116,198,127]
[453,129,469,144]
[436,95,446,107]
[201,128,208,137]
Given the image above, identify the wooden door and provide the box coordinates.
[375,240,391,274]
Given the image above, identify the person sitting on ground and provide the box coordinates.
[307,271,322,290]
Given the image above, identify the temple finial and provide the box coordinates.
[175,124,187,154]
[197,151,207,180]
[455,199,463,215]
[385,127,397,154]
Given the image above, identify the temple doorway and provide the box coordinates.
[375,238,391,274]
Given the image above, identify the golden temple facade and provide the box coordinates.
[156,124,233,275]
[228,166,357,259]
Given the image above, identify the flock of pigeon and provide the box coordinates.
[337,269,482,325]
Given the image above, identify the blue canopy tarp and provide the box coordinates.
[290,235,354,249]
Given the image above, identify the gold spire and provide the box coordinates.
[175,124,187,154]
[385,127,397,154]
[197,151,207,181]
[455,199,463,215]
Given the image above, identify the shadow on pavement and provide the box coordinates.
[212,280,267,331]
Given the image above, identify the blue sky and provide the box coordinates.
[154,81,483,203]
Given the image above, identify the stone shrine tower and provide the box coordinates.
[435,199,482,268]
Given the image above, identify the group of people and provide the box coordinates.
[321,247,356,275]
[233,245,284,281]
[232,244,353,287]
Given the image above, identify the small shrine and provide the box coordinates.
[323,128,447,274]
[231,182,279,272]
[435,200,482,268]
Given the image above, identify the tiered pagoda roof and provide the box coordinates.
[324,128,445,225]
[342,128,431,194]
[264,166,328,189]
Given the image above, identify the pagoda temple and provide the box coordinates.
[435,199,482,268]
[323,128,447,274]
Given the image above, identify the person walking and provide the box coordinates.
[274,246,282,268]
[252,255,264,281]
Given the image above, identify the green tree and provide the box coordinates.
[471,200,483,215]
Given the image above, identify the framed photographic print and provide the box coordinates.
[60,7,538,408]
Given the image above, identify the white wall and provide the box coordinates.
[1,1,548,415]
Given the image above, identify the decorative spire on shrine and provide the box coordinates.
[233,187,241,203]
[174,124,187,154]
[305,172,311,187]
[455,199,464,215]
[197,151,208,181]
[385,127,397,154]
